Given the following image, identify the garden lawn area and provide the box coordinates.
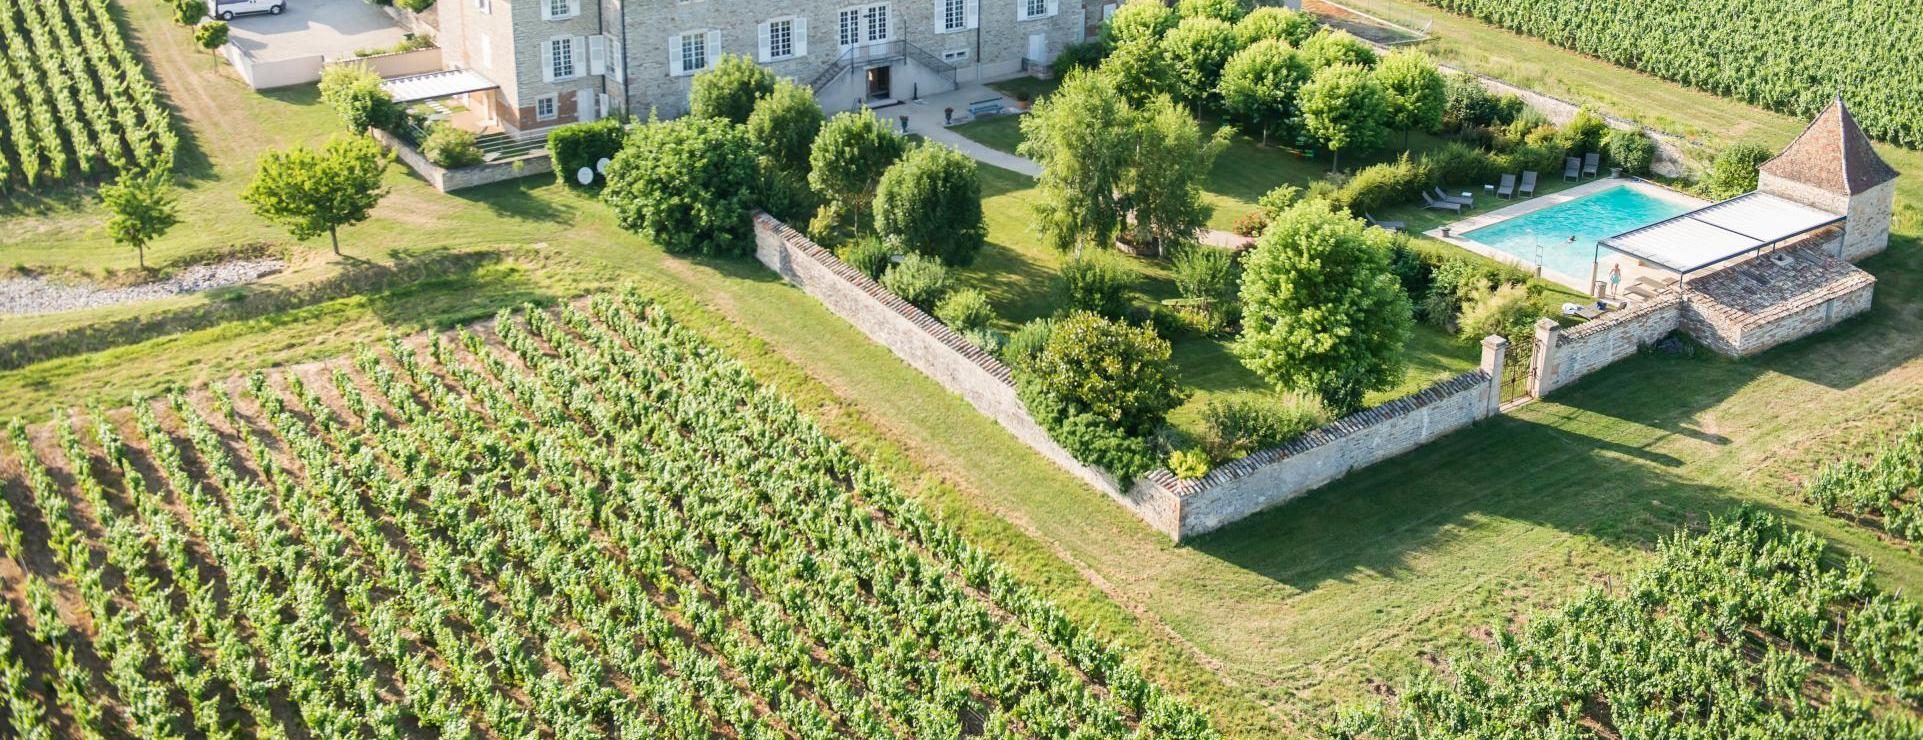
[967,164,1484,446]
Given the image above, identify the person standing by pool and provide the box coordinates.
[1608,264,1622,298]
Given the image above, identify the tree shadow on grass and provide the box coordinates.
[450,176,578,226]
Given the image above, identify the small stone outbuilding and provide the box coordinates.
[1756,97,1900,261]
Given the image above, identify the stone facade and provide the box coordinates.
[752,213,1511,541]
[1530,297,1683,397]
[1841,179,1897,261]
[437,0,1082,132]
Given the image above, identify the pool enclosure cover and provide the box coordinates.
[1597,192,1845,275]
[380,69,500,104]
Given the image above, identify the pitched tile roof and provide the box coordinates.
[1758,97,1900,196]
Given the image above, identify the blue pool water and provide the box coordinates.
[1459,185,1696,280]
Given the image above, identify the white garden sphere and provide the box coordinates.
[596,157,612,174]
[576,167,595,185]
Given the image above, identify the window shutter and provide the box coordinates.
[668,34,683,76]
[540,0,553,20]
[706,30,721,67]
[542,40,556,82]
[757,22,772,62]
[1044,0,1056,17]
[794,17,808,57]
[609,37,624,81]
[588,35,607,74]
[965,0,978,29]
[571,36,586,78]
[568,0,581,17]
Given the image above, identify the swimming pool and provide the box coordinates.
[1458,184,1698,281]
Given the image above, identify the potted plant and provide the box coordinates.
[944,106,955,125]
[1441,225,1452,238]
[1014,92,1031,112]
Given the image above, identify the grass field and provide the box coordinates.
[3,0,1923,736]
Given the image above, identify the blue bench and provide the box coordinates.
[966,98,1004,117]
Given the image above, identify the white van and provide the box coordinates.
[212,0,286,20]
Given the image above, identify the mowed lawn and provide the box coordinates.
[5,1,1923,737]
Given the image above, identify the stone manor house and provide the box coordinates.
[416,0,1085,132]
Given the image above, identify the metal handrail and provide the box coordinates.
[807,40,957,91]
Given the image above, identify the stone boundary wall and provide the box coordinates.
[371,129,553,193]
[1682,283,1873,358]
[1530,297,1683,397]
[752,214,1509,541]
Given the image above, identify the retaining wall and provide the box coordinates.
[372,129,552,193]
[1530,298,1682,396]
[223,45,324,90]
[325,48,444,79]
[752,214,1508,541]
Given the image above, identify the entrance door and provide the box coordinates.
[578,88,599,123]
[865,66,891,101]
[1027,33,1046,63]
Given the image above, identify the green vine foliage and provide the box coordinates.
[1416,0,1923,148]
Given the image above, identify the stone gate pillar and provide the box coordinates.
[1479,335,1507,418]
[1528,318,1562,398]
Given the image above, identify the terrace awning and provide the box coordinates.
[380,69,499,104]
[1598,192,1845,274]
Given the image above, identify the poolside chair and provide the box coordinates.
[1563,156,1581,181]
[1519,171,1539,197]
[1421,191,1464,213]
[1582,152,1601,178]
[1432,187,1472,206]
[1365,213,1406,232]
[1496,173,1517,199]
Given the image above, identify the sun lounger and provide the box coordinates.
[1421,191,1464,213]
[1365,213,1406,232]
[1564,156,1581,181]
[1582,152,1601,178]
[1519,171,1539,196]
[1496,173,1516,199]
[1432,187,1472,206]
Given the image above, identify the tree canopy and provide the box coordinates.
[1374,51,1446,141]
[1019,70,1135,253]
[1235,201,1412,414]
[1122,97,1229,253]
[874,144,986,266]
[747,79,825,175]
[1103,35,1177,105]
[807,110,907,236]
[1299,63,1389,170]
[1174,0,1247,23]
[1161,17,1241,107]
[242,135,392,255]
[99,171,181,270]
[1218,39,1309,144]
[690,54,777,124]
[318,64,397,134]
[1234,6,1316,47]
[1101,0,1177,47]
[1297,28,1378,71]
[602,116,762,256]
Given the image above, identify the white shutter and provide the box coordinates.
[568,0,581,17]
[542,39,556,81]
[757,22,772,62]
[668,34,683,76]
[706,30,721,68]
[540,0,553,20]
[793,17,808,57]
[965,0,978,29]
[571,36,586,79]
[589,35,607,75]
[608,36,624,81]
[1044,0,1056,16]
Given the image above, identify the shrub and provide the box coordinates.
[1059,252,1140,319]
[838,237,893,280]
[1297,29,1377,71]
[960,326,1004,353]
[421,125,482,168]
[1197,393,1326,462]
[174,0,206,25]
[1705,142,1772,198]
[874,144,986,265]
[1333,154,1433,213]
[1375,51,1446,139]
[1558,107,1610,154]
[1176,0,1246,22]
[1456,282,1540,346]
[1498,141,1568,176]
[1053,41,1106,77]
[809,110,908,236]
[1440,73,1499,131]
[547,118,626,187]
[1257,184,1302,216]
[1016,312,1185,480]
[1001,318,1056,367]
[689,54,776,124]
[602,116,762,256]
[748,80,825,175]
[1168,448,1212,479]
[1423,141,1502,186]
[1019,393,1161,481]
[1236,201,1412,414]
[1231,210,1269,237]
[1604,127,1657,175]
[318,65,398,134]
[880,254,950,310]
[1173,245,1238,306]
[935,288,996,332]
[1234,6,1316,47]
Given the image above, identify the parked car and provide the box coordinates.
[212,0,285,20]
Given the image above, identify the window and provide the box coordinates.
[764,18,797,60]
[840,3,890,47]
[548,37,577,80]
[675,32,710,75]
[535,95,558,121]
[475,0,489,13]
[940,0,964,32]
[543,0,578,19]
[941,48,968,62]
[1019,0,1047,19]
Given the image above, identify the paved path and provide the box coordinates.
[895,82,1250,249]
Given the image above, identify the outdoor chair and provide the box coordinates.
[1433,187,1472,206]
[1365,213,1406,232]
[1582,152,1601,178]
[1519,171,1539,196]
[1496,173,1517,199]
[1564,156,1581,181]
[1421,191,1464,213]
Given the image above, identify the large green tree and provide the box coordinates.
[1161,17,1241,108]
[1299,63,1388,171]
[1174,0,1246,23]
[1019,70,1134,253]
[807,110,907,236]
[1101,0,1177,47]
[690,54,777,124]
[242,135,391,256]
[1234,6,1316,47]
[873,144,986,266]
[1218,39,1308,144]
[318,64,397,134]
[1122,96,1229,254]
[747,79,825,175]
[1297,28,1378,71]
[603,116,762,256]
[1374,51,1446,146]
[1235,201,1412,414]
[1102,35,1177,105]
[99,171,181,270]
